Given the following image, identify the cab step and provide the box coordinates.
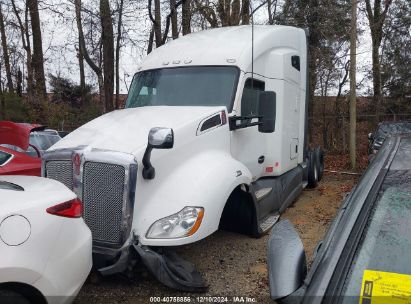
[259,212,280,233]
[255,187,272,202]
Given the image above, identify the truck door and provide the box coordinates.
[231,77,266,180]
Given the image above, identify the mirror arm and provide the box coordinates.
[142,145,155,180]
[229,115,263,131]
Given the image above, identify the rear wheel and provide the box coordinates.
[314,147,325,182]
[307,149,319,188]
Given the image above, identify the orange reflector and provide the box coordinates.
[187,209,204,236]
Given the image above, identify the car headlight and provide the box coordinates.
[146,207,204,239]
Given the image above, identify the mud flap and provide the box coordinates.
[134,244,208,292]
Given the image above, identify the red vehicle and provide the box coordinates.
[0,121,44,176]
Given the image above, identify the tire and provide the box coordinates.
[314,147,325,182]
[307,149,319,188]
[0,289,31,304]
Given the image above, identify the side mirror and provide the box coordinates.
[258,91,276,133]
[143,127,174,179]
[368,133,374,141]
[148,127,174,149]
[268,219,307,300]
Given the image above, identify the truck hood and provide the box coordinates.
[50,106,226,155]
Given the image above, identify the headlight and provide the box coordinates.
[146,207,204,239]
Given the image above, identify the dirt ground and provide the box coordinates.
[75,172,357,304]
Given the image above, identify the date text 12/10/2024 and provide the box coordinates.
[149,297,257,303]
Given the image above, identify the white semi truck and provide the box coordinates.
[43,25,323,290]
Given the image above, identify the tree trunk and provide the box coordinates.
[241,0,250,25]
[154,0,162,46]
[0,93,4,120]
[0,5,13,92]
[170,0,178,39]
[349,0,357,169]
[100,0,115,112]
[267,0,273,25]
[147,25,155,54]
[75,0,104,112]
[28,0,47,103]
[115,0,124,109]
[364,0,393,124]
[0,67,4,119]
[11,0,34,103]
[78,37,86,106]
[372,37,382,123]
[98,75,105,113]
[182,0,191,35]
[17,69,22,97]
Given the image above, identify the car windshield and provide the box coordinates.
[1,131,61,157]
[30,132,61,150]
[0,151,12,165]
[125,66,239,110]
[342,139,411,302]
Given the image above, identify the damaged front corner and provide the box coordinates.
[133,244,208,292]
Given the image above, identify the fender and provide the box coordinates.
[135,150,252,247]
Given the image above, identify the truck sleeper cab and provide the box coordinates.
[43,25,323,290]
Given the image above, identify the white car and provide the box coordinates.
[0,176,92,304]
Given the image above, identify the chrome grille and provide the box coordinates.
[83,161,126,245]
[45,160,73,189]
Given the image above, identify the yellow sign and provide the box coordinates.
[360,270,411,304]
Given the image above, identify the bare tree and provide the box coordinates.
[182,0,191,34]
[100,0,114,112]
[170,0,178,39]
[0,4,13,92]
[364,0,393,123]
[28,0,47,103]
[148,0,184,49]
[115,0,124,109]
[0,65,4,118]
[196,0,250,26]
[75,0,116,113]
[75,0,104,111]
[77,38,86,105]
[267,0,278,25]
[350,0,357,169]
[11,0,34,104]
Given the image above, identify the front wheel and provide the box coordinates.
[0,289,31,304]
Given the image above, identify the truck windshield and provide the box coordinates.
[125,66,239,110]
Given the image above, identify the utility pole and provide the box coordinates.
[349,0,357,169]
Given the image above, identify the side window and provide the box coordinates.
[241,78,265,117]
[0,151,12,166]
[291,56,300,71]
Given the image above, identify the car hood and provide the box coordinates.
[0,121,45,150]
[0,176,76,214]
[49,106,226,155]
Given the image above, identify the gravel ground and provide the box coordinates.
[75,172,357,304]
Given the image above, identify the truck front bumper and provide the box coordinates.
[93,242,208,292]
